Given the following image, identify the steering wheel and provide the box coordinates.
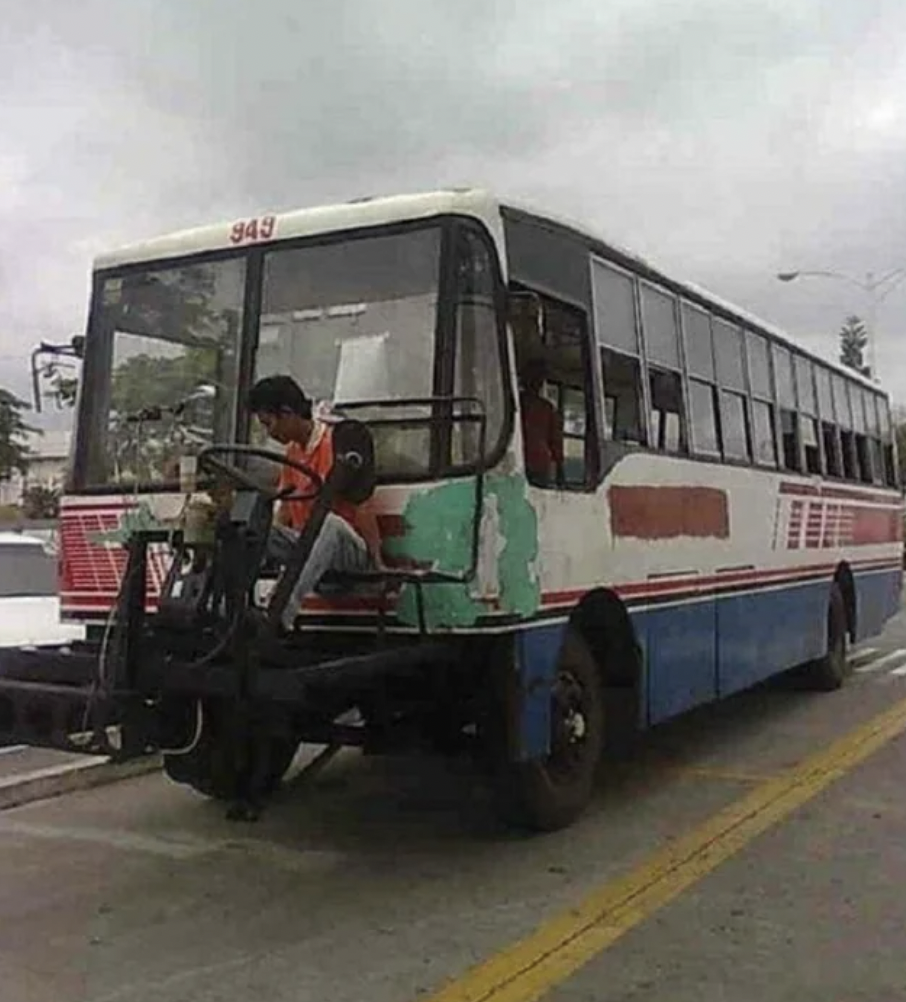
[197,444,324,503]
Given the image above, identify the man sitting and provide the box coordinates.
[248,375,380,631]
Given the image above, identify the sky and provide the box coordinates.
[4,0,906,428]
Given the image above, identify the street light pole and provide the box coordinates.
[776,267,906,377]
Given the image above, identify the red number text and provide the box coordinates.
[228,216,277,245]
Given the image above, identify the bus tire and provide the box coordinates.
[163,704,298,802]
[495,630,604,832]
[799,582,849,691]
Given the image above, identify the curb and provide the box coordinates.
[0,754,163,811]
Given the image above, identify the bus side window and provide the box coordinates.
[801,417,821,474]
[684,304,721,457]
[840,431,858,480]
[560,384,589,486]
[773,346,800,472]
[509,286,596,490]
[794,357,821,475]
[832,376,858,481]
[592,259,646,447]
[815,366,841,477]
[714,319,751,462]
[601,348,645,444]
[778,411,800,470]
[821,424,842,476]
[649,367,685,453]
[640,283,686,455]
[876,394,898,487]
[852,388,875,484]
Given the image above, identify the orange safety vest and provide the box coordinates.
[277,422,362,535]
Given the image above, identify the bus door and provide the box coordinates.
[508,288,604,619]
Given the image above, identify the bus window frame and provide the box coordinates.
[71,245,253,495]
[639,277,689,458]
[508,280,602,492]
[70,215,515,494]
[681,300,722,460]
[589,255,653,453]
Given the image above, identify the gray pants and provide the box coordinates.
[266,513,370,629]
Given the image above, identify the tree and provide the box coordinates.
[0,388,36,482]
[21,484,60,519]
[838,315,870,376]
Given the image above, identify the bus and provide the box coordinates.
[1,188,902,831]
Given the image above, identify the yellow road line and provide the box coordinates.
[669,765,779,784]
[423,694,906,1002]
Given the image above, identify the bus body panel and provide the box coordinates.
[58,443,902,761]
[46,187,904,778]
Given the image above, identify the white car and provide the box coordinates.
[0,532,85,648]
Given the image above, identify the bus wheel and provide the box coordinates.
[163,703,299,803]
[799,582,849,691]
[496,631,604,832]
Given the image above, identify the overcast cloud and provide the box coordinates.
[4,0,906,421]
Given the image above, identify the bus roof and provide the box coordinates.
[92,188,502,271]
[93,186,884,396]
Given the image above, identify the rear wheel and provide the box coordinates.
[798,582,850,691]
[493,631,604,832]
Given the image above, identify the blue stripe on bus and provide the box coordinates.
[516,566,902,760]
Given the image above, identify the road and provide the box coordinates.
[2,610,906,1002]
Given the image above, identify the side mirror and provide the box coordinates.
[30,335,85,411]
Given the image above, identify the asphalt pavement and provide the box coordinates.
[1,609,906,1001]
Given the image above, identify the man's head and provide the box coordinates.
[248,375,313,444]
[520,357,547,395]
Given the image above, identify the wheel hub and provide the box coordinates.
[548,670,591,780]
[564,708,587,741]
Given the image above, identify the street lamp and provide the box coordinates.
[776,268,906,377]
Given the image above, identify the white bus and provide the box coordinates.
[3,189,902,830]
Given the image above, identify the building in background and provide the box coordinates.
[0,429,71,507]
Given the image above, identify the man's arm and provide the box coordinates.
[274,466,293,527]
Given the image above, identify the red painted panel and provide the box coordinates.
[609,486,729,540]
[851,507,903,545]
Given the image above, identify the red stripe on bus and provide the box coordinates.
[61,557,903,617]
[539,557,903,608]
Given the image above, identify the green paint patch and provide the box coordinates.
[385,475,540,630]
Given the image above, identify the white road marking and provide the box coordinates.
[889,665,906,677]
[0,745,26,757]
[849,647,879,666]
[855,649,906,674]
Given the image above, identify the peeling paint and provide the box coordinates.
[384,474,540,630]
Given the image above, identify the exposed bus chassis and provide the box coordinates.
[0,406,492,820]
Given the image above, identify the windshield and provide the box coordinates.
[74,221,505,490]
[81,257,246,487]
[253,226,442,475]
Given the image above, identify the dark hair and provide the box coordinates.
[248,375,312,418]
